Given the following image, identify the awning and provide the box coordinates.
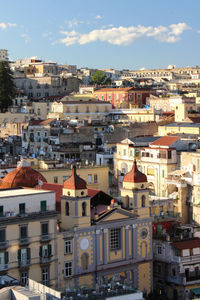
[191,288,200,295]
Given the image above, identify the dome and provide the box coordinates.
[123,160,147,183]
[63,166,87,190]
[0,160,47,189]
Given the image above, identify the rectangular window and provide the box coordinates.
[110,228,121,251]
[65,261,72,277]
[0,252,8,265]
[41,223,48,236]
[54,176,58,183]
[42,266,49,286]
[19,203,25,215]
[20,226,27,239]
[157,246,162,254]
[40,244,52,258]
[88,174,92,184]
[94,174,98,183]
[65,239,73,254]
[0,229,5,242]
[20,271,28,285]
[162,170,165,178]
[168,151,172,159]
[40,201,47,212]
[123,149,126,156]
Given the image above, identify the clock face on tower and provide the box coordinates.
[80,237,90,250]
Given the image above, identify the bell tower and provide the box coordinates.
[121,160,150,218]
[61,166,91,230]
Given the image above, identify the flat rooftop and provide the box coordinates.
[0,188,53,198]
[162,122,200,127]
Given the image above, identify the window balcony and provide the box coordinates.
[0,264,8,271]
[0,241,8,250]
[40,256,52,264]
[19,260,30,268]
[19,238,30,246]
[40,234,52,242]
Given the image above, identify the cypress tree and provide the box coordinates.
[0,60,15,112]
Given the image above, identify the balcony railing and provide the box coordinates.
[19,238,30,246]
[40,234,51,242]
[0,264,8,271]
[19,260,30,267]
[40,256,52,264]
[0,241,8,250]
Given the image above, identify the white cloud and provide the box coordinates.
[95,15,103,20]
[60,22,190,46]
[20,33,31,44]
[0,22,17,30]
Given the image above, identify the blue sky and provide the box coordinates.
[0,0,200,69]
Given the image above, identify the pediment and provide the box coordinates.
[96,207,135,223]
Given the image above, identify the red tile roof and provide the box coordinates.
[88,188,100,197]
[63,166,87,190]
[150,136,180,147]
[39,118,56,125]
[123,160,147,183]
[172,238,200,250]
[95,87,134,92]
[29,118,55,126]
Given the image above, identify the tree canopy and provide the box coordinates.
[0,60,15,112]
[91,70,111,85]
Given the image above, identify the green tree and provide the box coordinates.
[0,61,15,112]
[91,70,111,85]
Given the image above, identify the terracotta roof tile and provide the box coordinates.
[63,166,87,190]
[123,160,147,183]
[150,136,180,147]
[0,167,47,189]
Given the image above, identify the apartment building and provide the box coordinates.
[153,225,200,300]
[48,99,112,120]
[0,170,58,286]
[93,87,154,108]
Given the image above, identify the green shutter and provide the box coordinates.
[0,206,3,217]
[0,229,5,242]
[40,201,46,212]
[48,244,52,256]
[4,252,8,264]
[19,203,25,214]
[27,248,30,260]
[39,246,42,257]
[18,249,21,261]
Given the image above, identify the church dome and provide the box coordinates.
[63,166,87,190]
[0,159,47,189]
[123,160,147,183]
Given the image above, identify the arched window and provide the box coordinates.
[141,195,146,207]
[82,202,86,216]
[81,253,88,270]
[66,202,69,216]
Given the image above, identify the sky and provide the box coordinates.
[0,0,200,70]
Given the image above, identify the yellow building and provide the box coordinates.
[57,163,153,293]
[48,99,112,121]
[38,164,109,194]
[0,161,58,286]
[0,159,153,295]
